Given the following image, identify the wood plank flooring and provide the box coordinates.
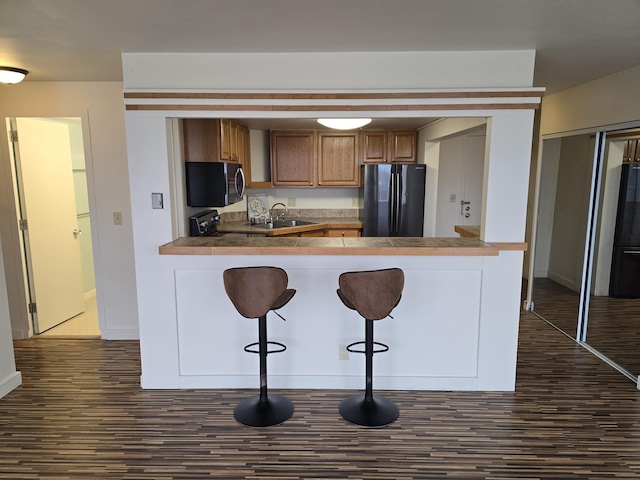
[531,277,640,377]
[2,310,640,479]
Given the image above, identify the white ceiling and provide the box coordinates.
[2,0,639,95]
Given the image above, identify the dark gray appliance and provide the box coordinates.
[189,209,220,237]
[185,161,245,207]
[361,164,426,237]
[610,162,640,297]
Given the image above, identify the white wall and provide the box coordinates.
[0,82,139,340]
[540,65,640,136]
[546,135,594,291]
[0,235,21,399]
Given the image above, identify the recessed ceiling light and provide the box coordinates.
[317,118,372,130]
[0,66,29,84]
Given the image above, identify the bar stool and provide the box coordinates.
[336,268,404,427]
[223,266,296,427]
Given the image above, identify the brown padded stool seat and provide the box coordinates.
[337,268,404,427]
[223,266,296,427]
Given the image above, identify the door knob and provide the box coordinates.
[73,229,82,237]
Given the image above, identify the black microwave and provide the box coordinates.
[185,161,245,207]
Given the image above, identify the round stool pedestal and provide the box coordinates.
[339,393,399,428]
[234,394,294,427]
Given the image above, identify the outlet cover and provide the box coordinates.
[339,344,349,360]
[113,212,122,225]
[287,197,296,207]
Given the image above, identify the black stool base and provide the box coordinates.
[234,394,294,427]
[339,393,399,427]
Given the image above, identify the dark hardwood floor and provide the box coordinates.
[2,309,640,479]
[531,277,640,377]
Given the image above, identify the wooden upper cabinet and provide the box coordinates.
[317,132,360,187]
[362,130,389,164]
[361,130,417,164]
[219,119,240,162]
[391,131,417,163]
[183,119,219,163]
[271,131,316,187]
[183,118,244,164]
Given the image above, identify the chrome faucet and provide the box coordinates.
[270,202,288,222]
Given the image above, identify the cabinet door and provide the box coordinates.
[317,132,360,186]
[183,119,220,163]
[362,130,388,163]
[300,229,326,237]
[218,119,240,163]
[229,120,239,162]
[326,228,361,237]
[390,131,417,163]
[271,131,316,187]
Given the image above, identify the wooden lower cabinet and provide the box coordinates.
[326,228,361,237]
[277,228,360,238]
[302,230,326,237]
[278,229,326,238]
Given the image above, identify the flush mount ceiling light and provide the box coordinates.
[317,118,372,130]
[0,66,29,84]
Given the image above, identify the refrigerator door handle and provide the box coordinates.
[622,250,640,254]
[388,170,396,235]
[394,171,402,235]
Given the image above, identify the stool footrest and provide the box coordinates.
[346,340,389,355]
[244,341,286,355]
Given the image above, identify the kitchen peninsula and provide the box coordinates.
[157,234,525,392]
[122,51,539,394]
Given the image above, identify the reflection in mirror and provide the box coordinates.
[531,134,597,337]
[585,134,640,378]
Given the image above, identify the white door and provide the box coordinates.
[460,135,486,226]
[14,117,85,333]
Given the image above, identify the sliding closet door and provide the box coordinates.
[585,134,640,379]
[530,134,599,338]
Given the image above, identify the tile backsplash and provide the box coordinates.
[220,208,360,223]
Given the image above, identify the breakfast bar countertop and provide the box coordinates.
[159,235,526,256]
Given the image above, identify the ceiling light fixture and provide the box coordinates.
[0,66,29,84]
[317,118,372,130]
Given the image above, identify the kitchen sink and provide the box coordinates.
[253,219,317,229]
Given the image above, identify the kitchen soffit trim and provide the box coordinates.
[126,103,540,111]
[123,89,543,112]
[123,90,545,100]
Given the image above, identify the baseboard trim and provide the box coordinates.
[84,289,97,301]
[102,329,140,340]
[0,371,22,399]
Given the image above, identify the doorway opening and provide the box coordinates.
[6,117,100,338]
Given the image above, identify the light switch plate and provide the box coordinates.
[151,193,163,209]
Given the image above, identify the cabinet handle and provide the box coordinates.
[310,182,313,186]
[318,181,322,185]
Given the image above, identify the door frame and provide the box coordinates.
[0,110,103,339]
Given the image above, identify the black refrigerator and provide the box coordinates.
[361,164,426,237]
[610,163,640,297]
